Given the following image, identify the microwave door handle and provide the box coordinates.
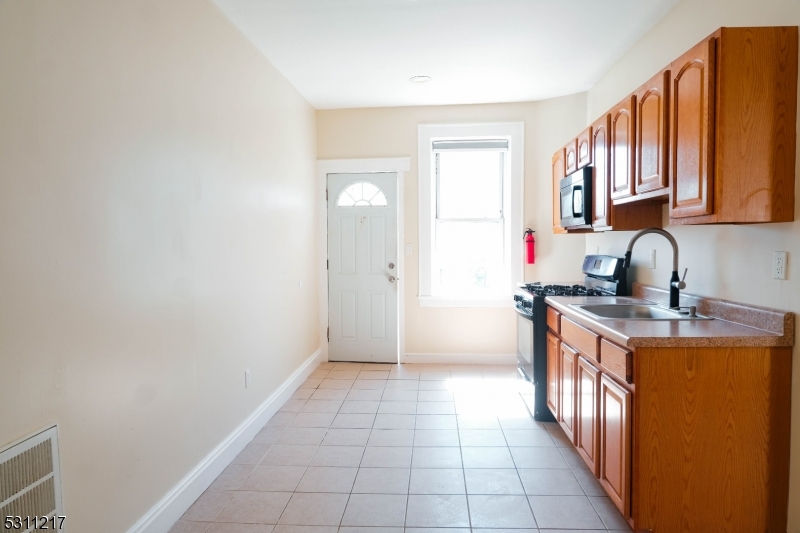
[572,185,583,217]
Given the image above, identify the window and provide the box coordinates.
[434,142,506,296]
[337,181,388,207]
[418,124,523,306]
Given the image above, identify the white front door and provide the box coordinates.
[327,173,398,363]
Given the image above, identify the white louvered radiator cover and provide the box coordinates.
[0,427,64,531]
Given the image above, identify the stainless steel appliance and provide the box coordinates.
[559,167,593,229]
[514,255,628,420]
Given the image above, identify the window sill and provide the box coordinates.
[418,296,513,308]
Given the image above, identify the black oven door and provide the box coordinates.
[516,307,534,381]
[516,300,556,422]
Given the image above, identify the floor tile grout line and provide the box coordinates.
[404,387,415,530]
[276,378,328,527]
[497,400,539,530]
[454,382,474,531]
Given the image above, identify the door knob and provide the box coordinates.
[388,275,397,283]
[388,262,395,269]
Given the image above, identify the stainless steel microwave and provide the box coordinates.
[559,167,592,229]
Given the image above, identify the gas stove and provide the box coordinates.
[521,283,606,297]
[514,255,629,421]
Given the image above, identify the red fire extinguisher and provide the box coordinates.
[524,229,536,264]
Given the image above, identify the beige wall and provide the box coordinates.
[582,0,800,529]
[317,97,588,356]
[0,1,318,531]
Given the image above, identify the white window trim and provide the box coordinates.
[418,123,523,308]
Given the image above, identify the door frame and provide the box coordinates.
[317,158,410,363]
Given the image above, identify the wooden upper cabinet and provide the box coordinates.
[592,113,663,232]
[558,26,796,228]
[592,115,611,229]
[670,36,716,219]
[609,95,636,200]
[552,149,567,233]
[635,68,670,194]
[577,127,592,169]
[670,27,797,224]
[565,139,578,175]
[599,373,632,518]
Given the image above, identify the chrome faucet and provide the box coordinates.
[623,228,687,309]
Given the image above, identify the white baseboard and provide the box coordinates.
[402,353,517,365]
[126,348,324,533]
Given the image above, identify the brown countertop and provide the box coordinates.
[545,284,794,348]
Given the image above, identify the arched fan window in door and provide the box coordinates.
[336,181,388,207]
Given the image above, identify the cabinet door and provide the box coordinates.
[670,36,716,218]
[558,342,578,444]
[609,95,636,200]
[552,149,567,233]
[577,127,592,169]
[565,139,578,175]
[599,374,632,517]
[546,332,560,418]
[576,356,600,475]
[591,115,611,229]
[636,69,670,193]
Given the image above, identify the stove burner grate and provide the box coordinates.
[522,283,605,297]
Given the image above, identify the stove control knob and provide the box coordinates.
[513,294,523,302]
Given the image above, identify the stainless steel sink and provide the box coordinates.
[572,304,712,321]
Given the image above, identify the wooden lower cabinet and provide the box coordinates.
[599,373,632,517]
[545,306,793,531]
[558,342,578,443]
[576,356,600,475]
[546,332,560,418]
[632,346,792,532]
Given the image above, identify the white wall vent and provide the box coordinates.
[0,426,64,531]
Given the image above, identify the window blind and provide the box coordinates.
[432,139,508,151]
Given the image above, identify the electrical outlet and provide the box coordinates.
[773,251,788,280]
[648,249,656,269]
[593,246,600,255]
[245,370,251,388]
[298,280,303,289]
[405,243,412,255]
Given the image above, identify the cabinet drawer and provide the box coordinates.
[561,317,600,363]
[600,339,633,384]
[547,307,561,333]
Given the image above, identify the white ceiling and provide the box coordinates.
[212,0,679,109]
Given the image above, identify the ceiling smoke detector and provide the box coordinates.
[409,75,431,83]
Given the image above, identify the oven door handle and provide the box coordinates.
[515,306,534,320]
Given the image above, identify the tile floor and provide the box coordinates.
[171,363,631,533]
